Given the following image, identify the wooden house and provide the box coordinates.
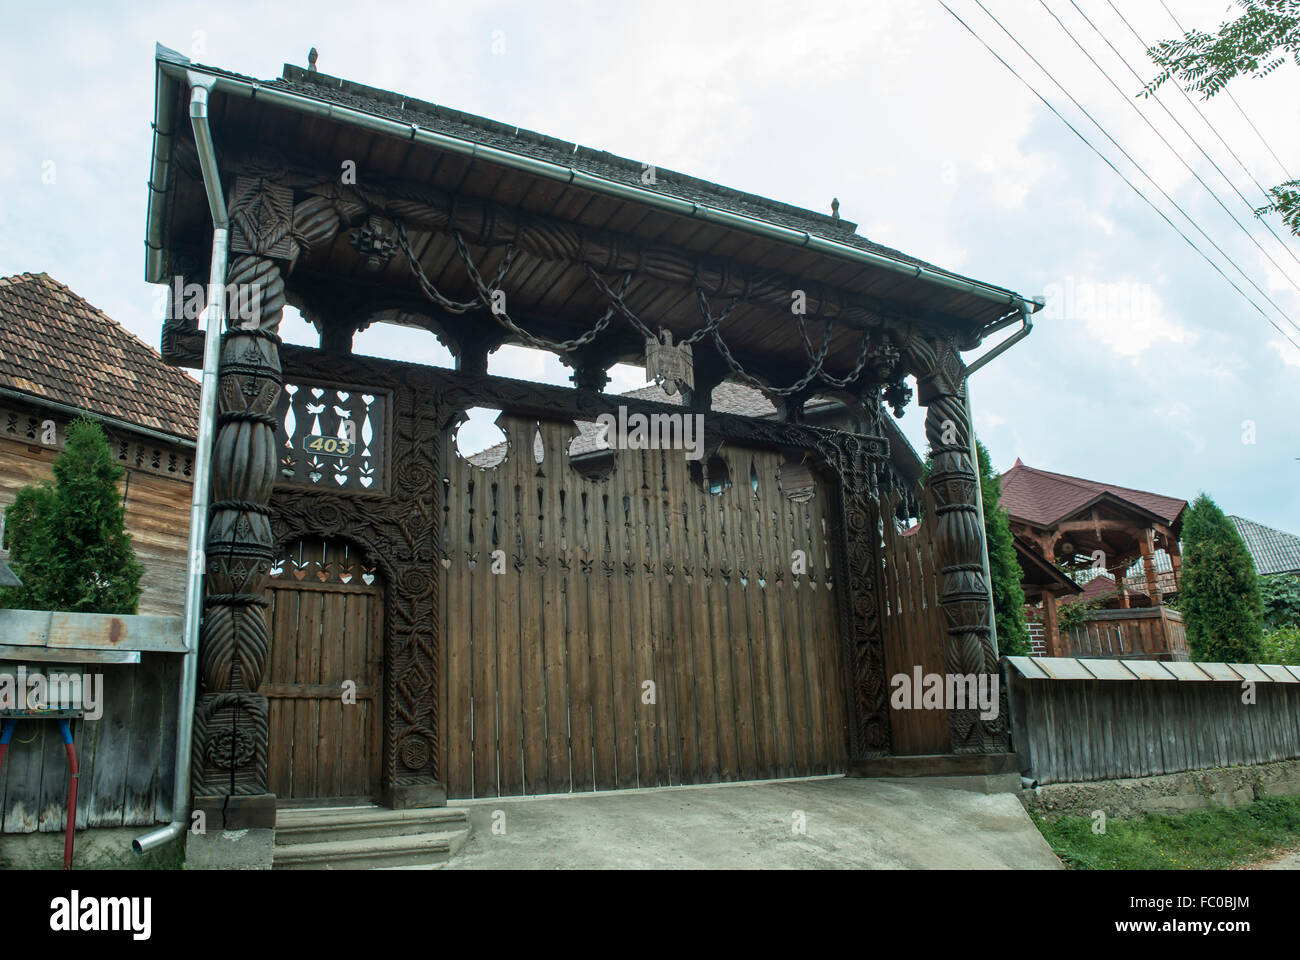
[0,273,199,617]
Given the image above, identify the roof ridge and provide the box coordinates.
[1019,462,1182,505]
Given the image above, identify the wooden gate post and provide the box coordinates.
[191,177,346,821]
[907,334,1008,755]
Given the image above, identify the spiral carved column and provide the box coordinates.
[910,335,1006,754]
[191,178,344,809]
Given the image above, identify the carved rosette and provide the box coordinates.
[910,336,1006,755]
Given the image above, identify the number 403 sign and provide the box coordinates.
[303,420,357,458]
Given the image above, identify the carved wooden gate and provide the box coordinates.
[440,415,848,799]
[265,539,384,801]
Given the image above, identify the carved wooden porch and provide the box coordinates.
[145,49,1037,822]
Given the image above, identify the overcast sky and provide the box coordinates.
[1,0,1296,532]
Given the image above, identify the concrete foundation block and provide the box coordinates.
[185,827,275,870]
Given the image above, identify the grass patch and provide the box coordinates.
[1032,796,1300,869]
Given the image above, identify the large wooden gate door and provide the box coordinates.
[265,538,384,801]
[441,415,848,799]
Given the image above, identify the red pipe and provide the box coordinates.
[59,718,78,870]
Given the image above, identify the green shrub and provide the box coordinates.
[1260,626,1300,666]
[0,417,143,614]
[1179,494,1263,662]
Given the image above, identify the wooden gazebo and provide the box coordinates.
[143,45,1041,843]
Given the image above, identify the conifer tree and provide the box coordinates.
[0,417,143,613]
[1179,493,1263,662]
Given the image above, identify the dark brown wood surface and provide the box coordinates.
[440,416,847,798]
[264,539,383,800]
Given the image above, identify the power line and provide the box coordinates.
[1105,0,1288,217]
[1076,0,1300,270]
[1158,0,1298,185]
[967,0,1300,340]
[933,0,1300,352]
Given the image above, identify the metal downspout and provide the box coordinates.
[964,299,1038,658]
[134,74,226,855]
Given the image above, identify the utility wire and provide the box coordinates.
[1159,0,1298,185]
[966,0,1300,340]
[1041,0,1300,297]
[1106,0,1290,219]
[1076,0,1300,270]
[934,0,1300,352]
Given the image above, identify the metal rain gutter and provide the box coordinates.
[963,299,1037,658]
[148,56,1040,322]
[134,73,227,856]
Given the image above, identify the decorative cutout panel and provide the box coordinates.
[273,383,389,494]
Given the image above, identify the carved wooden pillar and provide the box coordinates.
[908,334,1006,754]
[191,179,345,814]
[816,433,890,761]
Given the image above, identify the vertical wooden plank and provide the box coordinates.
[476,464,504,797]
[663,445,699,785]
[292,586,323,798]
[316,589,345,797]
[626,450,660,788]
[155,655,179,822]
[810,478,844,769]
[508,419,547,795]
[737,451,778,779]
[267,586,297,798]
[539,421,572,793]
[564,471,595,793]
[703,486,740,781]
[792,492,827,773]
[86,662,135,828]
[719,462,758,782]
[754,452,793,778]
[444,450,473,799]
[588,484,619,790]
[608,462,639,789]
[687,484,722,783]
[123,655,165,825]
[644,446,680,786]
[775,487,812,777]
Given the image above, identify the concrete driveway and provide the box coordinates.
[443,775,1062,869]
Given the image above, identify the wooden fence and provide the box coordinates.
[0,655,180,834]
[1063,607,1189,661]
[1005,657,1300,784]
[878,498,949,755]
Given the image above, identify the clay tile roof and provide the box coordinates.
[0,273,199,440]
[998,460,1186,529]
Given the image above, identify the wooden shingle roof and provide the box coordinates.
[1230,515,1300,577]
[0,273,199,441]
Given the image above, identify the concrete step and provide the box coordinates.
[276,805,469,845]
[273,832,460,870]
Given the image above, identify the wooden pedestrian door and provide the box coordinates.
[441,416,849,800]
[265,539,384,801]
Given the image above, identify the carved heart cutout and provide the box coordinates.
[335,474,348,485]
[362,394,375,405]
[311,388,324,398]
[337,391,350,402]
[309,471,322,483]
[361,573,375,585]
[440,557,451,569]
[360,476,374,488]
